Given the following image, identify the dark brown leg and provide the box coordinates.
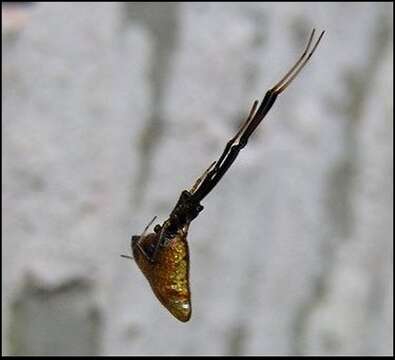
[192,29,325,203]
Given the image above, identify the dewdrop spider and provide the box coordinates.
[122,29,325,322]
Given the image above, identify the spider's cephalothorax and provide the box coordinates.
[123,29,325,322]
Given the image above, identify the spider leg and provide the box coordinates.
[190,160,217,194]
[272,29,325,94]
[142,29,325,259]
[213,100,259,172]
[192,29,325,203]
[240,29,325,142]
[190,100,267,203]
[270,28,316,93]
[190,100,259,199]
[141,215,158,237]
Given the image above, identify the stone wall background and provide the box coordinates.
[2,2,393,356]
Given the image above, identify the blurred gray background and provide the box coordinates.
[2,2,393,356]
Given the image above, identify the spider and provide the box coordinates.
[122,29,325,322]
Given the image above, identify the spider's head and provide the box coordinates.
[130,235,140,251]
[129,216,160,259]
[131,232,159,262]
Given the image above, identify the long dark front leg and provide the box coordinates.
[145,29,324,262]
[191,29,325,203]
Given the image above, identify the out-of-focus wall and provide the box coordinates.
[2,2,393,356]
